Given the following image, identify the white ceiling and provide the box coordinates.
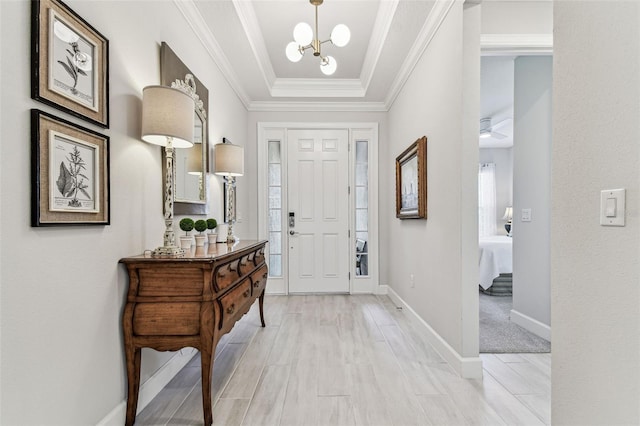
[175,1,551,144]
[177,0,445,111]
[480,56,515,148]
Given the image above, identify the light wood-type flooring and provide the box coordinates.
[136,295,551,425]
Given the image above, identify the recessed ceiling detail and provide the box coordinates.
[176,0,457,111]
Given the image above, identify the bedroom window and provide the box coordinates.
[478,163,497,237]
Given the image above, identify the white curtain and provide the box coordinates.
[478,163,497,237]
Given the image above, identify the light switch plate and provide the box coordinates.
[521,208,532,222]
[600,189,625,226]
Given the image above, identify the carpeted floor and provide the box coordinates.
[479,291,551,353]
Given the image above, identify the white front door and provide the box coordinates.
[287,129,350,293]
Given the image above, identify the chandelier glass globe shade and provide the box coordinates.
[293,22,313,46]
[320,56,337,75]
[330,24,350,47]
[286,41,303,62]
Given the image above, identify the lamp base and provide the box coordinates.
[226,223,239,244]
[152,245,185,257]
[505,222,512,237]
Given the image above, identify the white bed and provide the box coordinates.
[479,235,512,290]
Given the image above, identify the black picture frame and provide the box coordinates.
[31,0,110,128]
[31,109,110,226]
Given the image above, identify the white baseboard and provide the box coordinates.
[266,281,385,296]
[375,284,389,295]
[510,309,551,341]
[97,348,198,425]
[386,287,483,379]
[265,278,286,295]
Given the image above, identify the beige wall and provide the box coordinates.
[0,1,247,423]
[552,2,640,424]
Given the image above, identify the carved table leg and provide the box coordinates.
[124,347,141,426]
[200,301,217,426]
[200,347,215,426]
[259,289,266,327]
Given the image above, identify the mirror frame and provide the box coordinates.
[160,42,209,215]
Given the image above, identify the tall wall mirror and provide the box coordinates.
[160,42,208,215]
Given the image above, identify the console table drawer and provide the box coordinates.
[133,302,200,336]
[254,247,265,266]
[238,254,254,276]
[250,265,268,295]
[214,260,240,292]
[137,268,203,297]
[218,279,252,330]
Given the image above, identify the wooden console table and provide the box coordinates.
[120,240,268,426]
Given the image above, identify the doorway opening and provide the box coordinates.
[478,55,552,354]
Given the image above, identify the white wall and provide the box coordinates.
[552,2,640,424]
[481,1,552,35]
[0,1,247,423]
[512,56,552,333]
[479,148,513,235]
[385,1,481,371]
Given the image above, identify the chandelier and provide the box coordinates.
[285,0,351,76]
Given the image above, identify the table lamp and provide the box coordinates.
[214,138,244,243]
[503,206,513,237]
[141,85,195,256]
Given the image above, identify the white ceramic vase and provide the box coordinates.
[194,235,206,247]
[207,233,217,245]
[179,236,192,249]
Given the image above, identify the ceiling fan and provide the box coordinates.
[479,117,509,140]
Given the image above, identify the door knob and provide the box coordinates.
[289,230,298,235]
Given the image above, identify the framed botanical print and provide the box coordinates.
[31,0,109,128]
[396,136,427,219]
[31,109,110,226]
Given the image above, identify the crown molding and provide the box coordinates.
[359,0,399,91]
[175,0,251,109]
[481,34,553,55]
[248,100,387,112]
[270,78,366,98]
[232,0,277,87]
[384,0,456,110]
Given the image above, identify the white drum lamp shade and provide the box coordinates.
[186,144,203,175]
[141,86,195,148]
[214,143,244,176]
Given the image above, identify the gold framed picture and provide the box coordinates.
[31,109,110,226]
[396,136,427,219]
[31,0,109,128]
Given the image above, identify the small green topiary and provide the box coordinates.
[179,218,194,235]
[206,218,218,232]
[194,219,207,234]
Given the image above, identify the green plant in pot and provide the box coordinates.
[194,219,208,247]
[206,218,218,244]
[178,218,194,249]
